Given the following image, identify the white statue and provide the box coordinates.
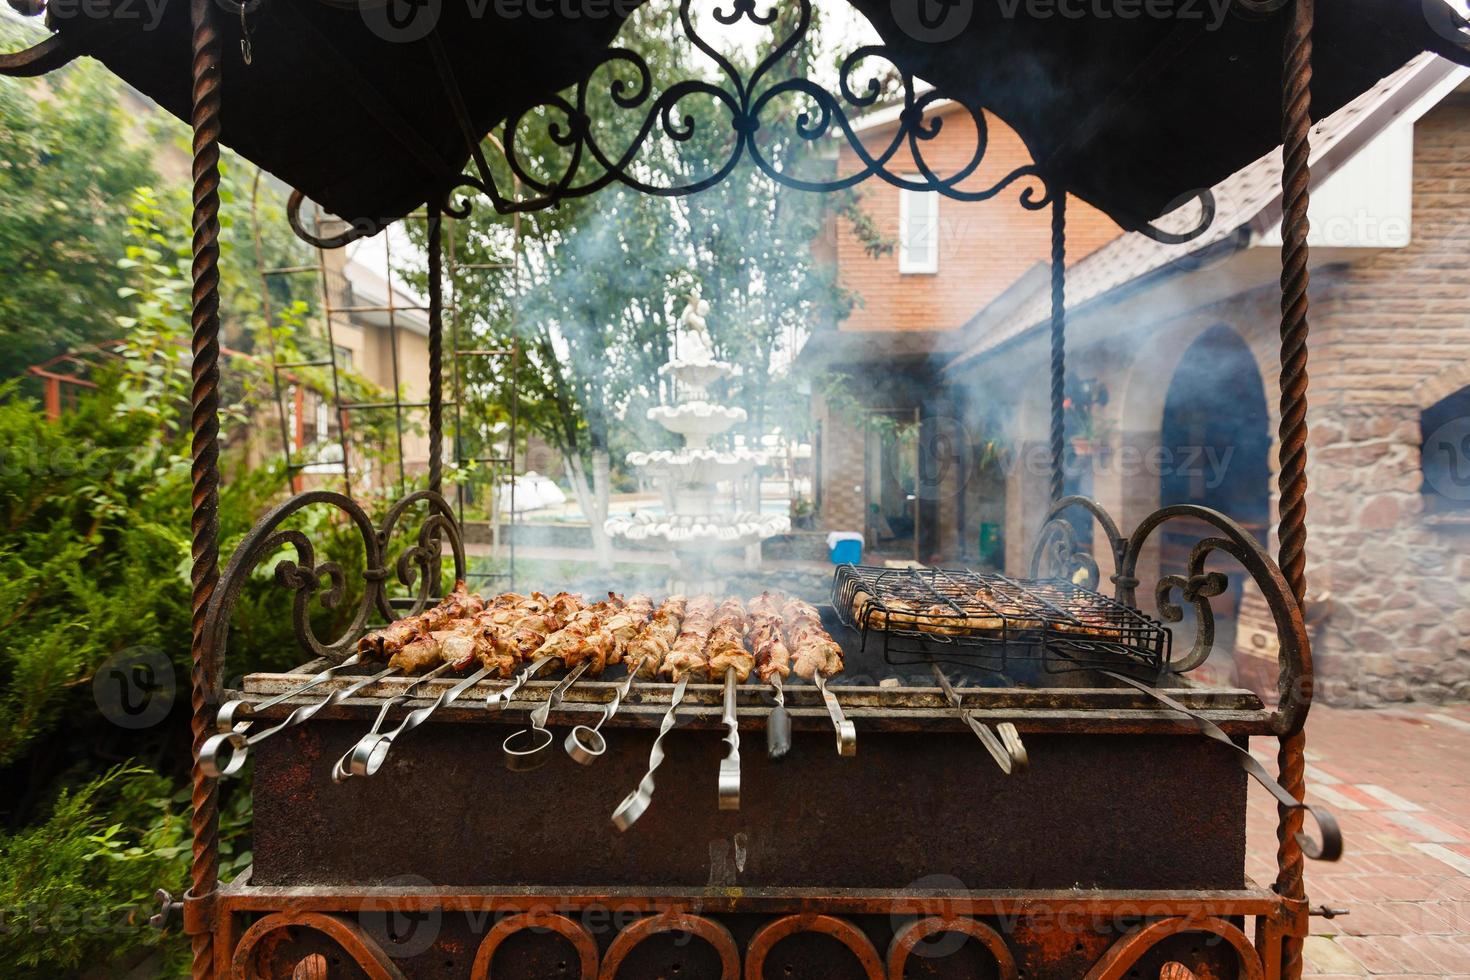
[677,288,715,364]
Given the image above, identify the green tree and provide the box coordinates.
[0,17,156,374]
[435,4,884,565]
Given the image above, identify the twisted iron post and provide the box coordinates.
[1276,0,1314,975]
[428,206,445,498]
[1049,193,1067,503]
[186,0,224,974]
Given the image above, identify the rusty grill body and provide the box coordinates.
[210,580,1309,979]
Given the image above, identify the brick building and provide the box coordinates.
[800,99,1118,561]
[803,55,1470,702]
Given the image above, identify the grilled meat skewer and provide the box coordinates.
[534,593,624,676]
[629,595,687,678]
[782,596,845,680]
[781,596,855,757]
[661,594,717,682]
[603,594,655,666]
[340,593,588,778]
[356,582,487,659]
[704,598,749,810]
[747,593,793,760]
[204,584,498,777]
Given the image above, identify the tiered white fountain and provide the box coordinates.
[605,290,788,592]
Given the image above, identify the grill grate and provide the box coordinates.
[832,565,1172,679]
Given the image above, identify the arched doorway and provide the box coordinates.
[1157,325,1271,669]
[1159,324,1270,536]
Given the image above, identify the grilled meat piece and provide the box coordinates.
[746,593,791,681]
[534,595,624,675]
[357,581,486,659]
[706,597,753,682]
[475,593,587,677]
[782,596,844,680]
[662,593,717,681]
[603,594,655,666]
[388,634,446,674]
[628,595,686,677]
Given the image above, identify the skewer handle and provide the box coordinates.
[611,674,689,831]
[566,657,644,765]
[331,662,455,781]
[719,668,741,811]
[505,660,591,772]
[201,662,390,778]
[766,674,791,761]
[930,663,1027,775]
[813,674,857,758]
[486,654,556,711]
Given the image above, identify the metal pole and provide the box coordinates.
[428,206,445,497]
[1276,0,1314,976]
[1049,193,1067,504]
[186,0,223,973]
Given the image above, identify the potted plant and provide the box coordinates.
[1065,375,1112,457]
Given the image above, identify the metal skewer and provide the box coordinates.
[202,661,400,777]
[765,673,791,760]
[486,654,558,711]
[718,667,741,810]
[611,674,689,831]
[344,658,505,778]
[504,660,591,771]
[566,656,645,765]
[330,662,455,781]
[812,673,857,757]
[931,663,1027,774]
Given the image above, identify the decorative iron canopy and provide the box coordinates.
[4,0,1467,236]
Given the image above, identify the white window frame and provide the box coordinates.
[898,181,939,275]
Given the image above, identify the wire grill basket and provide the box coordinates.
[832,565,1172,679]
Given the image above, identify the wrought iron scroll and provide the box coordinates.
[1028,497,1312,733]
[1028,494,1127,592]
[444,0,1053,219]
[200,489,466,682]
[376,489,467,620]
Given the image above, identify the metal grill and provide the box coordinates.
[832,564,1171,678]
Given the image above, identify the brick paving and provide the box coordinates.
[1245,702,1470,977]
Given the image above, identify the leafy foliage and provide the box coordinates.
[0,18,156,374]
[0,159,378,978]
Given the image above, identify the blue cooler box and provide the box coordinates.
[827,532,864,565]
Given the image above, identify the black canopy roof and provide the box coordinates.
[10,0,1469,232]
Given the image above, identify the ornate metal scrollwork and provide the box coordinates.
[230,911,407,980]
[1028,494,1127,592]
[1028,497,1312,735]
[443,0,1053,219]
[376,490,467,621]
[1081,915,1264,980]
[200,489,465,697]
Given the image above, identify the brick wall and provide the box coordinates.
[834,105,1119,333]
[815,106,1124,551]
[972,96,1470,703]
[1296,96,1470,703]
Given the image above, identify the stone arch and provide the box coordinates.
[1157,322,1271,536]
[1414,358,1470,410]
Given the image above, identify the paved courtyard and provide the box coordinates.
[1245,702,1470,977]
